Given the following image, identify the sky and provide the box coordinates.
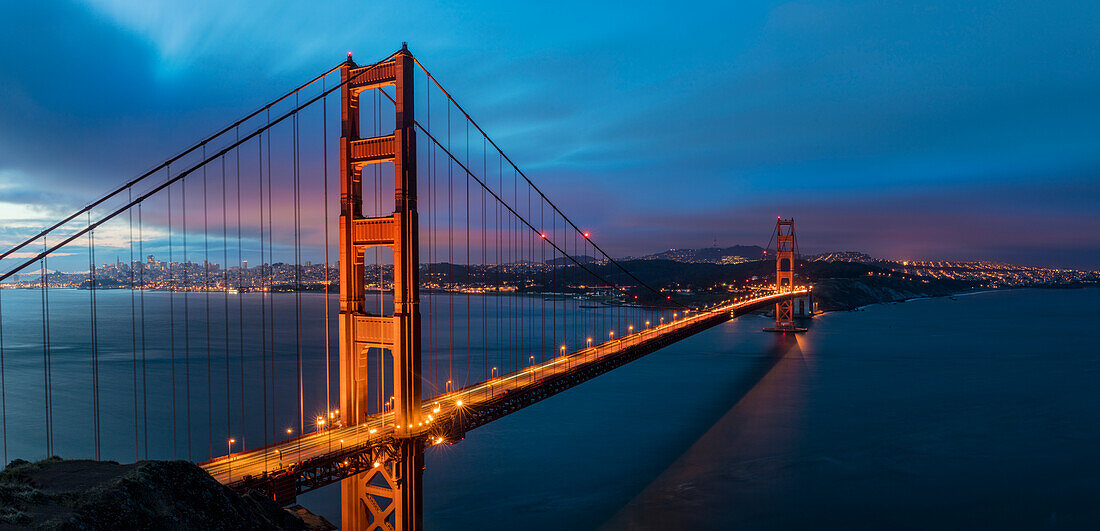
[1,0,1098,269]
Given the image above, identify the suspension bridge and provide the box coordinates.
[0,45,811,530]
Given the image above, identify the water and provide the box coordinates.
[0,289,666,463]
[3,287,1099,528]
[303,287,1099,529]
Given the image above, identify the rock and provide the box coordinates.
[0,457,330,530]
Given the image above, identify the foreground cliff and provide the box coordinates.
[0,457,332,529]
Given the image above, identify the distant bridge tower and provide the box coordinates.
[339,44,424,530]
[765,218,807,333]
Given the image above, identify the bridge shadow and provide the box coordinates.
[601,331,811,530]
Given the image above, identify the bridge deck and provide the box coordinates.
[200,290,808,499]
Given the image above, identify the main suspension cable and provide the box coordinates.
[409,56,690,310]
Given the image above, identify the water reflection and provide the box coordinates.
[604,332,809,529]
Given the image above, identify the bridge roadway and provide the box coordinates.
[200,289,808,498]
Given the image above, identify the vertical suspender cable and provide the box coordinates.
[322,76,332,435]
[168,174,177,458]
[481,141,487,384]
[88,215,100,459]
[204,149,212,459]
[266,110,276,445]
[497,155,501,377]
[258,131,269,469]
[236,128,246,448]
[41,239,52,458]
[139,205,148,458]
[425,80,434,397]
[512,168,517,371]
[222,155,231,448]
[528,184,533,364]
[465,121,471,387]
[183,174,191,461]
[129,190,138,460]
[447,101,453,390]
[294,96,304,441]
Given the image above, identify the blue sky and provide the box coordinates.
[1,0,1098,268]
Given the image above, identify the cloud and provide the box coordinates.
[1,0,1098,270]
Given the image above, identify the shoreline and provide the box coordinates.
[844,285,1093,313]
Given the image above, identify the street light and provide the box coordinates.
[227,438,236,480]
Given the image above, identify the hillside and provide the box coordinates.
[638,245,765,263]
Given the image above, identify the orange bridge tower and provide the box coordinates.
[339,44,424,530]
[765,218,807,333]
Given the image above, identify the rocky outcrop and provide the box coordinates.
[0,457,333,530]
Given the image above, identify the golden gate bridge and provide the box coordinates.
[0,45,810,530]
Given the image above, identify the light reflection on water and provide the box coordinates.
[324,287,1094,530]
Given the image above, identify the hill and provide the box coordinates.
[638,245,765,263]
